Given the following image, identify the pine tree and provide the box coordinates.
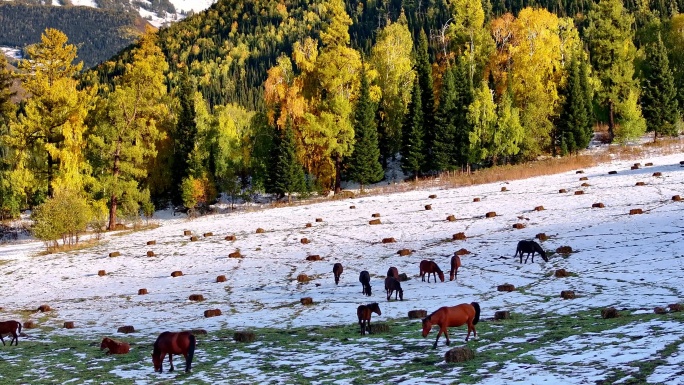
[401,78,425,180]
[347,67,383,192]
[273,120,306,202]
[416,30,435,172]
[433,66,457,172]
[0,54,14,131]
[173,68,198,204]
[642,33,680,142]
[452,58,474,168]
[558,57,592,155]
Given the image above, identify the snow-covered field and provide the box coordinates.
[1,151,684,384]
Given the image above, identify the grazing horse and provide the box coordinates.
[450,255,462,281]
[333,263,343,285]
[419,260,445,282]
[100,337,130,354]
[359,271,372,296]
[151,331,196,373]
[515,240,548,263]
[422,302,481,349]
[384,277,403,301]
[0,320,21,346]
[387,266,399,280]
[357,303,381,335]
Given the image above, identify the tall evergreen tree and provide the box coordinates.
[558,57,592,155]
[401,78,426,180]
[452,58,473,168]
[273,120,306,202]
[642,33,680,142]
[433,66,457,172]
[347,67,383,191]
[415,29,435,171]
[173,68,198,203]
[0,54,20,219]
[0,54,13,131]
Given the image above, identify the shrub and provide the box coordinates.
[32,190,92,248]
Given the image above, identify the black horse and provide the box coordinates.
[359,271,372,296]
[515,240,548,263]
[333,263,343,285]
[384,276,403,301]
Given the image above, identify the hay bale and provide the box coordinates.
[581,183,591,187]
[146,240,156,245]
[429,194,437,199]
[629,208,643,215]
[117,326,135,333]
[497,284,515,292]
[138,289,148,295]
[445,347,475,363]
[204,309,222,318]
[98,270,106,276]
[494,311,510,320]
[203,232,213,237]
[473,197,481,202]
[536,233,549,241]
[109,251,121,258]
[631,165,639,170]
[300,297,313,305]
[216,275,227,283]
[608,171,618,175]
[369,219,382,225]
[560,290,575,299]
[652,172,662,177]
[183,230,192,236]
[455,248,470,256]
[452,232,467,240]
[446,215,456,222]
[579,176,588,181]
[601,307,619,319]
[559,189,567,193]
[188,294,205,302]
[233,331,255,343]
[408,310,427,319]
[64,322,75,329]
[190,236,199,242]
[576,170,584,174]
[305,223,312,228]
[556,246,573,254]
[554,269,569,278]
[300,238,310,244]
[297,274,310,283]
[306,255,322,261]
[654,306,667,315]
[23,321,36,329]
[635,181,646,186]
[672,195,682,201]
[114,223,126,230]
[425,204,432,210]
[574,190,584,195]
[315,218,323,222]
[369,323,390,334]
[225,235,236,241]
[634,163,641,167]
[534,206,544,211]
[668,303,683,312]
[512,223,525,229]
[485,211,497,218]
[501,187,508,192]
[256,228,265,233]
[382,237,396,243]
[171,271,183,277]
[680,161,684,165]
[37,305,51,312]
[350,205,356,209]
[398,273,409,282]
[645,162,654,167]
[146,251,155,257]
[592,203,605,208]
[397,249,411,256]
[371,213,381,218]
[228,251,242,258]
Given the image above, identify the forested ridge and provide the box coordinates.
[0,0,683,248]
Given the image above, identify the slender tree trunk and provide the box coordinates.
[334,156,342,194]
[608,99,615,143]
[108,140,122,230]
[47,152,54,198]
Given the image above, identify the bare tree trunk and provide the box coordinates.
[108,140,122,231]
[608,99,615,143]
[334,156,342,194]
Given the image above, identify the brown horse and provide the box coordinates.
[387,266,399,280]
[152,331,196,373]
[515,240,548,263]
[100,337,130,354]
[384,276,403,301]
[450,255,462,281]
[359,271,372,296]
[419,260,445,282]
[333,263,343,285]
[357,303,381,335]
[0,320,21,346]
[422,302,480,348]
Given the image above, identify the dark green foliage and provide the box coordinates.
[346,67,383,189]
[416,30,435,172]
[453,59,474,168]
[273,121,305,201]
[401,78,426,179]
[249,112,275,193]
[0,3,142,68]
[642,34,680,140]
[432,66,457,172]
[558,57,593,155]
[172,69,197,204]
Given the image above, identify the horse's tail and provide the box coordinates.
[471,302,481,325]
[17,321,22,334]
[187,334,196,366]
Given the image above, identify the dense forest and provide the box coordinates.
[0,0,683,247]
[0,3,147,67]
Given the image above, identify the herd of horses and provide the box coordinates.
[0,238,548,372]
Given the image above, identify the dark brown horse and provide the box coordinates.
[100,337,130,354]
[359,271,372,296]
[0,320,21,346]
[152,331,196,373]
[419,260,445,282]
[357,303,381,335]
[422,302,480,348]
[450,255,462,281]
[387,266,399,280]
[333,263,343,285]
[384,276,403,301]
[515,240,548,263]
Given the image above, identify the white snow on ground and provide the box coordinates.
[1,151,684,383]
